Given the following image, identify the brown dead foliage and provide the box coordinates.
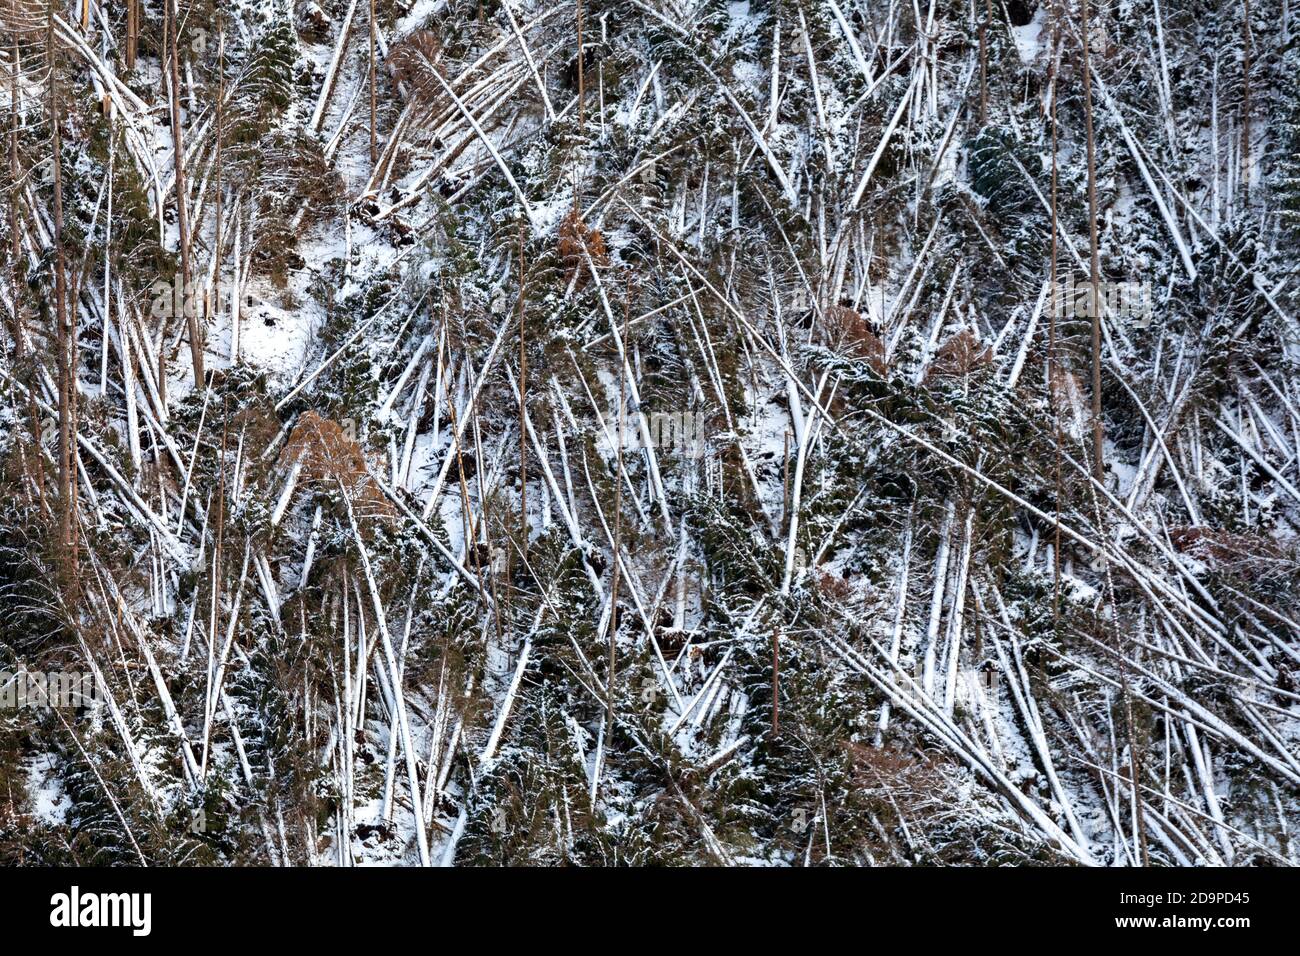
[388,30,446,104]
[231,398,283,454]
[823,305,886,373]
[846,744,955,820]
[1169,526,1284,565]
[242,132,343,285]
[0,0,43,36]
[816,569,855,602]
[924,329,993,383]
[558,210,608,286]
[283,411,393,520]
[849,744,945,784]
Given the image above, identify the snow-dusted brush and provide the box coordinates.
[0,0,1298,870]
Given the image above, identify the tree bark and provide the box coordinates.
[48,7,74,553]
[8,40,47,512]
[518,221,528,548]
[369,0,378,168]
[1241,0,1252,206]
[576,0,585,135]
[126,0,136,72]
[1078,0,1106,486]
[167,0,205,390]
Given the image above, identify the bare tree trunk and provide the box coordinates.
[212,397,229,682]
[213,18,225,345]
[8,42,46,512]
[518,222,528,548]
[126,0,136,72]
[606,282,629,735]
[782,429,790,524]
[1048,24,1062,627]
[1078,0,1105,486]
[977,2,989,124]
[48,7,74,556]
[771,628,780,735]
[576,0,585,134]
[1079,4,1147,866]
[167,0,205,390]
[369,0,377,168]
[1241,0,1252,206]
